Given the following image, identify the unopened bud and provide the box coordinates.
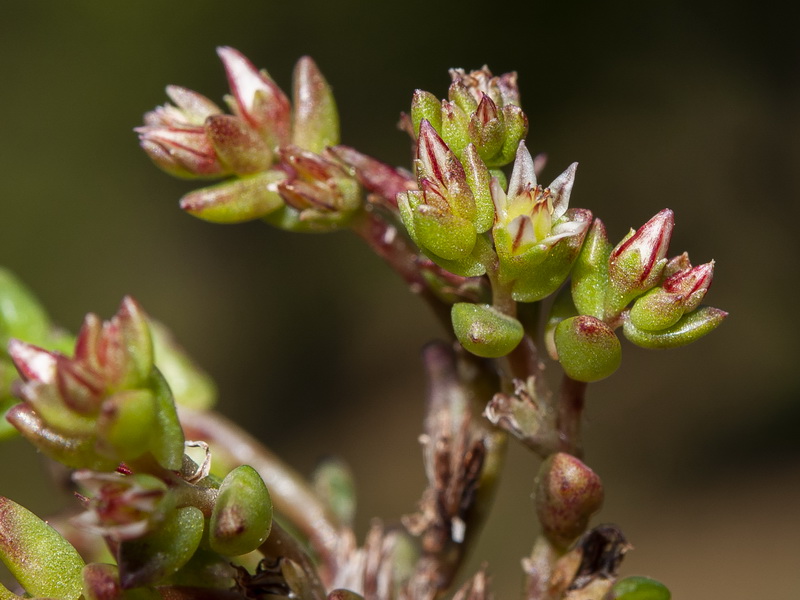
[606,209,674,316]
[629,261,714,331]
[554,316,621,382]
[451,303,524,358]
[535,453,604,551]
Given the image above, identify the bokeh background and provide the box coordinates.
[1,1,798,597]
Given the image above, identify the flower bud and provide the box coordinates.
[0,495,85,600]
[291,56,340,153]
[629,261,714,331]
[570,219,611,319]
[209,465,273,556]
[180,170,286,224]
[274,146,361,230]
[554,316,621,382]
[8,298,184,471]
[137,124,226,179]
[217,46,291,149]
[606,209,674,316]
[118,506,204,589]
[71,471,172,542]
[623,306,727,349]
[608,576,671,600]
[398,121,485,264]
[451,303,524,358]
[535,453,604,551]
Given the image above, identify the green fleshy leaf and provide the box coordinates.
[623,306,728,349]
[0,268,50,349]
[0,496,85,600]
[147,369,185,471]
[554,316,621,382]
[440,102,471,159]
[609,576,671,600]
[118,507,204,589]
[628,287,684,332]
[452,303,524,358]
[209,465,273,556]
[180,172,286,224]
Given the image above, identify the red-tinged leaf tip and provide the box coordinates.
[8,339,57,384]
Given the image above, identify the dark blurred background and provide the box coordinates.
[1,1,798,597]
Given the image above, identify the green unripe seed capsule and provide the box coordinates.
[209,465,273,556]
[609,576,671,600]
[554,316,621,382]
[451,303,524,358]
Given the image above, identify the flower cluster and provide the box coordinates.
[138,47,359,230]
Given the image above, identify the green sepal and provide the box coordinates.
[496,105,528,167]
[554,316,621,382]
[623,306,727,349]
[571,218,611,319]
[461,144,494,233]
[609,576,671,600]
[0,268,50,349]
[118,506,204,589]
[413,210,476,261]
[440,102,471,160]
[0,496,85,600]
[312,457,356,527]
[96,389,157,462]
[410,91,441,137]
[452,303,524,358]
[180,171,286,224]
[469,113,504,167]
[291,56,340,153]
[147,368,185,471]
[209,465,273,556]
[628,287,685,332]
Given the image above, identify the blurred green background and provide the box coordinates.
[1,1,798,597]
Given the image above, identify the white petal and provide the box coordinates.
[507,142,537,199]
[549,162,578,221]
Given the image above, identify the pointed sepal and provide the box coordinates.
[292,56,340,153]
